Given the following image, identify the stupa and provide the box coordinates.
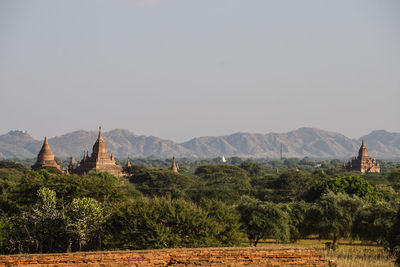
[171,157,179,173]
[32,137,61,170]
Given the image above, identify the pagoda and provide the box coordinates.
[125,157,131,168]
[32,137,61,170]
[346,140,380,173]
[170,157,179,173]
[73,127,122,177]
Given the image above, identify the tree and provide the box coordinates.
[4,187,68,254]
[193,164,251,204]
[104,197,240,250]
[388,169,400,191]
[389,208,400,265]
[388,169,400,184]
[13,170,129,213]
[305,176,381,204]
[352,202,396,246]
[305,192,364,249]
[273,170,312,202]
[199,200,244,246]
[67,197,104,251]
[127,165,195,199]
[0,213,8,251]
[239,161,264,177]
[31,187,67,253]
[281,201,310,242]
[237,196,290,246]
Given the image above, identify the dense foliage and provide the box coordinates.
[0,159,400,255]
[305,176,382,204]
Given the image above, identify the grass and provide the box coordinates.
[257,239,396,267]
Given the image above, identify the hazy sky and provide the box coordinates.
[0,0,399,142]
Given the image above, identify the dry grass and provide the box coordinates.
[257,239,396,267]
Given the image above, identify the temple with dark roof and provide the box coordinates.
[346,140,380,173]
[32,137,61,171]
[73,127,123,177]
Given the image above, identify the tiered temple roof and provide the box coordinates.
[32,137,61,170]
[73,127,122,177]
[346,140,380,173]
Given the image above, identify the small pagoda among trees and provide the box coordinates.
[31,137,61,171]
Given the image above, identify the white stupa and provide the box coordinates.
[221,155,227,163]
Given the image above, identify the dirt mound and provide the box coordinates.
[0,247,337,266]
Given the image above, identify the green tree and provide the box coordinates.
[67,197,104,251]
[127,165,195,199]
[4,187,68,254]
[352,202,397,246]
[239,161,264,177]
[193,164,251,204]
[388,169,400,183]
[104,197,239,250]
[305,192,364,249]
[273,170,312,202]
[13,170,128,213]
[305,176,381,204]
[237,196,290,246]
[0,213,8,250]
[199,200,244,246]
[389,208,400,265]
[281,201,310,242]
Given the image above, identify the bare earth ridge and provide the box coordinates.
[0,247,337,267]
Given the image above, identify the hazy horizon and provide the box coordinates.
[1,0,399,142]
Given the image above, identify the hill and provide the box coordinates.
[0,128,399,159]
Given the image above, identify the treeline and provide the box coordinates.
[1,160,400,264]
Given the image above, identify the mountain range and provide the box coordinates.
[1,128,400,159]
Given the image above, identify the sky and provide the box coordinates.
[0,0,399,142]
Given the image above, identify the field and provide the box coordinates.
[259,239,396,267]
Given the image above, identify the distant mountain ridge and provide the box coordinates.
[1,128,400,159]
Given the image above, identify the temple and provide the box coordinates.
[171,157,179,173]
[125,158,131,168]
[32,137,61,171]
[346,140,380,173]
[73,127,123,177]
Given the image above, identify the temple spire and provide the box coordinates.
[98,126,103,141]
[171,157,178,173]
[74,125,122,177]
[125,157,131,168]
[44,136,48,144]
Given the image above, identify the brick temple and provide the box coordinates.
[72,127,123,177]
[346,139,380,173]
[171,157,179,173]
[31,136,61,171]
